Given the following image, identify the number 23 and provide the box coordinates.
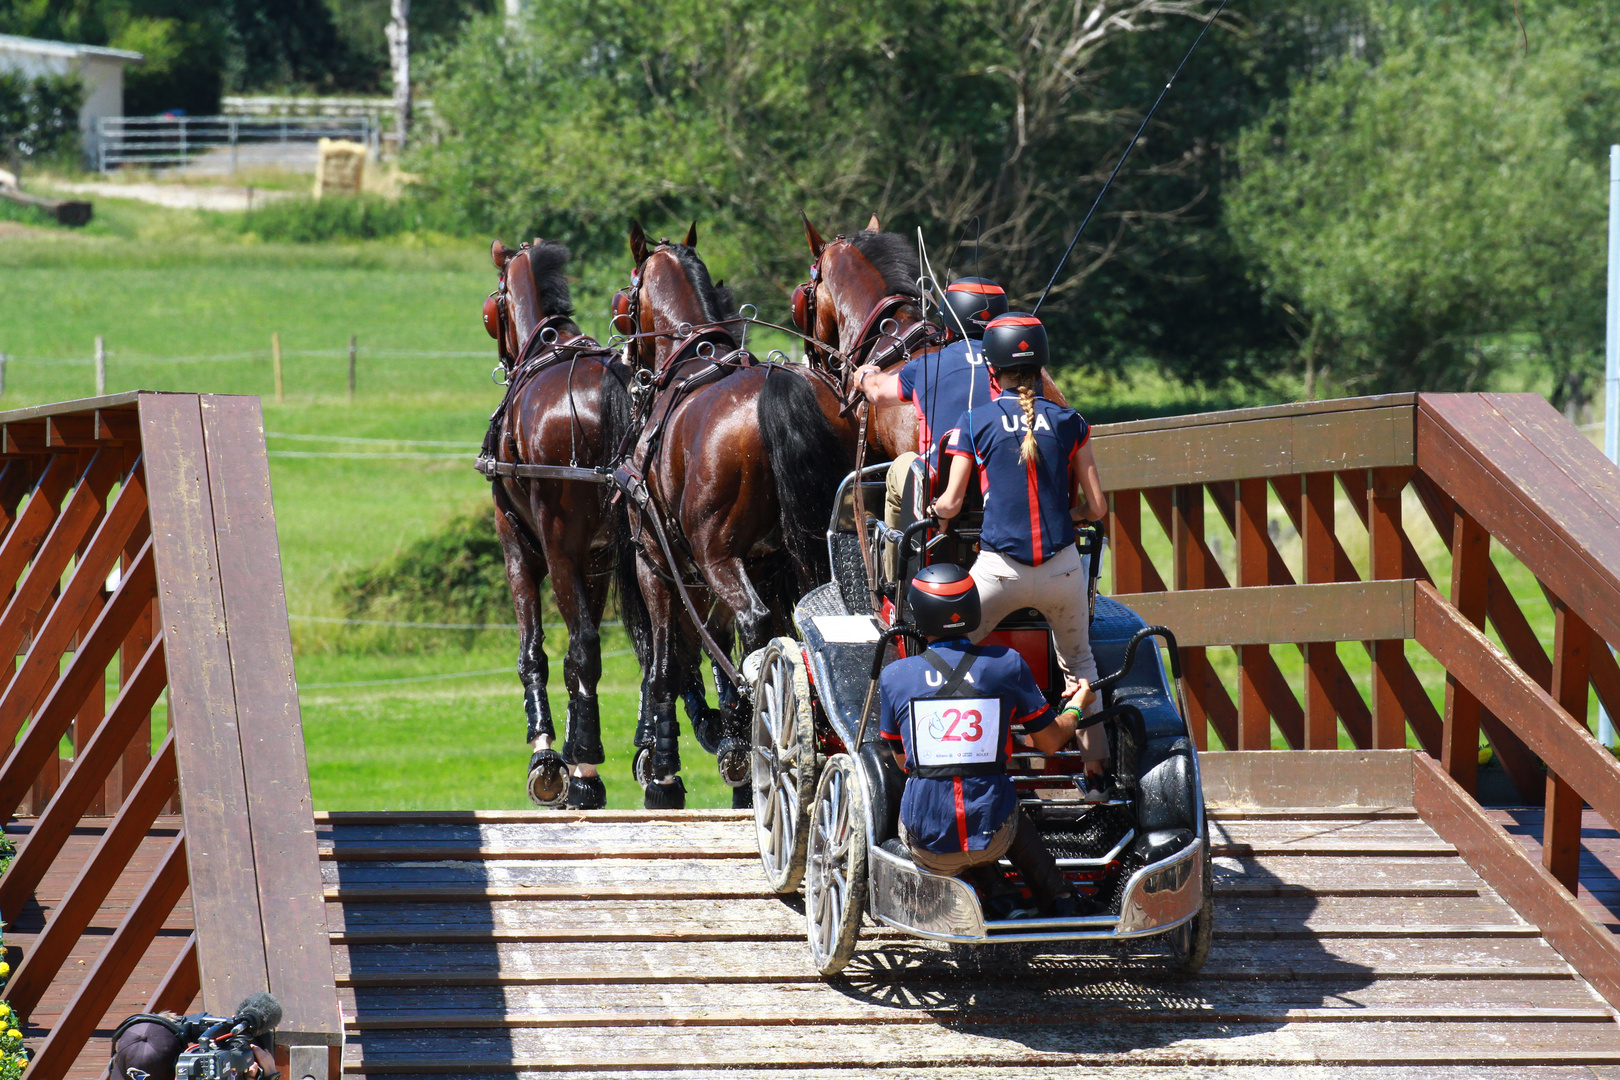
[941,708,984,742]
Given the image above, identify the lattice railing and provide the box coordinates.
[0,394,341,1080]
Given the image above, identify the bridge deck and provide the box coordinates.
[1493,808,1620,938]
[319,805,1620,1078]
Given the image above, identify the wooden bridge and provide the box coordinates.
[4,390,1620,1078]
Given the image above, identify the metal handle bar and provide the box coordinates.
[1090,626,1181,695]
[855,624,927,748]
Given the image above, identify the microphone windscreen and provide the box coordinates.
[234,992,283,1036]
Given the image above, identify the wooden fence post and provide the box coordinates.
[1301,471,1338,748]
[1367,467,1412,748]
[1234,477,1271,749]
[1546,594,1593,893]
[273,333,284,404]
[94,336,105,396]
[1442,507,1489,794]
[1109,490,1144,595]
[347,335,357,402]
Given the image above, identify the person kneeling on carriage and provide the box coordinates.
[879,563,1089,918]
[929,311,1112,800]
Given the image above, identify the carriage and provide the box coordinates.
[745,459,1214,975]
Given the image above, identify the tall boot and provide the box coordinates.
[1005,810,1072,915]
[563,696,606,766]
[650,699,681,779]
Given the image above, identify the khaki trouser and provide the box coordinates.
[968,544,1106,763]
[883,452,920,581]
[901,810,1015,875]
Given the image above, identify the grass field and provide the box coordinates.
[0,182,1603,810]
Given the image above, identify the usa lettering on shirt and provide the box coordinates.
[998,412,1052,434]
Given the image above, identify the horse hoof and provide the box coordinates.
[731,784,754,810]
[632,747,654,788]
[715,735,750,788]
[564,774,607,810]
[527,750,568,807]
[643,776,687,810]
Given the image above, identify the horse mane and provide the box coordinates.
[664,244,736,324]
[527,239,574,317]
[848,230,920,298]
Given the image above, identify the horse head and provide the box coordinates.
[623,219,736,373]
[486,238,578,374]
[793,214,933,391]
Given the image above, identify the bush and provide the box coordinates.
[341,505,513,627]
[0,72,82,165]
[239,193,459,243]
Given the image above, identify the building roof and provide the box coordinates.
[0,32,143,64]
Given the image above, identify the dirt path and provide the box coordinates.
[47,180,296,213]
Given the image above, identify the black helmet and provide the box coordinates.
[982,312,1047,371]
[906,563,980,638]
[941,277,1007,340]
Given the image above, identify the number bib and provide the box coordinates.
[908,697,1004,772]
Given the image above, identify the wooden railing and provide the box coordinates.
[1095,392,1620,1001]
[0,394,341,1080]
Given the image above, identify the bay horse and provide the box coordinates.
[619,221,857,809]
[482,238,650,810]
[796,216,1071,456]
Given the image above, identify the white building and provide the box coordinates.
[0,33,143,157]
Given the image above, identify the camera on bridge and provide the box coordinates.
[109,993,282,1080]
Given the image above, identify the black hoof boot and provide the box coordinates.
[564,773,607,810]
[644,776,687,810]
[731,784,754,810]
[651,700,681,779]
[563,697,605,766]
[691,708,724,755]
[527,749,568,807]
[524,684,554,744]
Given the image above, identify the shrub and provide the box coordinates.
[0,72,82,164]
[239,193,458,242]
[340,505,516,628]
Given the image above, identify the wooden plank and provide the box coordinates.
[315,810,753,825]
[1414,751,1620,1010]
[1366,467,1410,748]
[4,734,177,1012]
[197,396,340,1046]
[0,541,154,819]
[1300,471,1338,748]
[0,451,77,598]
[1094,402,1415,490]
[1121,581,1416,647]
[140,393,273,1013]
[147,933,200,1013]
[117,445,156,815]
[1201,748,1414,808]
[1415,582,1620,836]
[28,832,189,1080]
[1546,596,1594,892]
[1416,395,1620,649]
[1106,490,1144,593]
[1094,393,1418,437]
[320,822,763,848]
[0,636,165,917]
[1443,507,1490,794]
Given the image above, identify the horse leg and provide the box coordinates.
[496,505,566,806]
[693,557,774,809]
[549,544,608,810]
[636,556,687,810]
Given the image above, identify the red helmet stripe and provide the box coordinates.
[987,315,1041,328]
[947,281,1005,296]
[914,576,974,597]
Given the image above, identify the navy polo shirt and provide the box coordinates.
[896,339,995,478]
[943,392,1090,566]
[878,638,1054,854]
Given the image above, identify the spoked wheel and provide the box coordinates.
[1169,824,1214,973]
[805,753,868,976]
[750,638,818,893]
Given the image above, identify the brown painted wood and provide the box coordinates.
[196,395,340,1046]
[1107,490,1144,593]
[1545,597,1594,892]
[1414,751,1620,1010]
[1124,581,1416,646]
[1300,471,1338,748]
[5,734,177,1011]
[118,444,155,813]
[1367,467,1411,749]
[0,636,166,918]
[1416,582,1620,845]
[147,933,200,1013]
[0,541,154,819]
[140,393,273,1013]
[1443,508,1489,795]
[1235,478,1272,750]
[29,832,189,1080]
[93,409,141,444]
[0,476,147,750]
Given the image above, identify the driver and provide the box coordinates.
[854,277,1007,573]
[878,563,1087,918]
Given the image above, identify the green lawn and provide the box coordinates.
[0,188,1604,811]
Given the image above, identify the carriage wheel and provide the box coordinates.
[1169,823,1214,973]
[805,753,868,976]
[750,638,817,893]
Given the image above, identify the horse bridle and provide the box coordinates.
[792,236,944,390]
[612,241,744,377]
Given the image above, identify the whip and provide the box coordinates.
[1032,0,1234,315]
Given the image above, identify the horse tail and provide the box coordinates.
[601,364,653,668]
[758,369,850,596]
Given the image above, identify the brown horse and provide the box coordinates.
[620,221,856,809]
[795,217,1068,461]
[483,238,650,810]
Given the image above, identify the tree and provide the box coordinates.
[1227,5,1619,408]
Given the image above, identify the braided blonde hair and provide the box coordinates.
[1000,368,1041,464]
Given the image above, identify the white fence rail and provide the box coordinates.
[95,115,376,172]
